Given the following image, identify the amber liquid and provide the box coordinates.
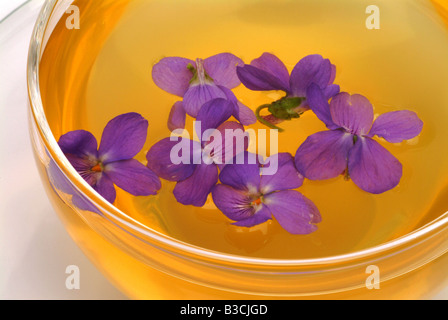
[40,0,448,260]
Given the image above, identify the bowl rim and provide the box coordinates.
[27,0,448,268]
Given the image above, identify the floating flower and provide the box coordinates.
[236,52,339,131]
[147,98,248,207]
[58,113,161,203]
[47,157,101,213]
[152,52,257,131]
[294,84,424,194]
[212,152,321,234]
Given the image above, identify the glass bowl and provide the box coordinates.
[27,0,448,299]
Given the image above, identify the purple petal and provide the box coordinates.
[306,83,338,130]
[260,153,304,193]
[48,154,102,213]
[196,98,234,140]
[47,159,74,195]
[65,153,99,186]
[104,159,161,196]
[289,55,332,97]
[217,85,257,126]
[151,57,194,97]
[202,121,248,165]
[348,137,402,194]
[98,113,148,163]
[219,152,261,192]
[295,130,354,180]
[328,64,337,85]
[212,184,273,227]
[211,184,255,221]
[232,205,272,227]
[58,130,98,158]
[173,163,218,207]
[264,190,321,234]
[146,137,197,182]
[323,84,340,100]
[71,193,102,214]
[92,174,116,204]
[203,53,244,89]
[235,102,257,125]
[182,84,227,117]
[330,93,374,136]
[64,153,95,172]
[250,52,290,92]
[368,110,424,143]
[236,64,290,92]
[167,101,187,131]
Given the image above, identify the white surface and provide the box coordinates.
[0,0,27,20]
[0,0,127,300]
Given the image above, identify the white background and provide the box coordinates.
[0,0,127,300]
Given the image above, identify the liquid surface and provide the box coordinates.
[40,0,448,259]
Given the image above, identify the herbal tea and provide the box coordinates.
[40,0,448,259]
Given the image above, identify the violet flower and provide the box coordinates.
[47,157,101,213]
[212,152,321,234]
[294,84,424,194]
[146,98,248,207]
[152,52,257,131]
[236,52,339,131]
[58,113,161,203]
